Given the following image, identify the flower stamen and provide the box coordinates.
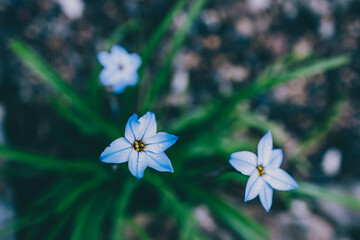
[133,140,145,152]
[257,165,265,176]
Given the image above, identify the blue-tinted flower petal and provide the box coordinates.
[111,45,128,59]
[266,149,283,168]
[128,150,147,179]
[257,130,273,166]
[100,137,132,163]
[130,53,142,69]
[245,172,264,202]
[259,182,273,212]
[263,168,298,191]
[101,148,132,164]
[125,112,157,141]
[144,151,174,172]
[125,113,140,143]
[125,72,139,86]
[98,51,115,68]
[137,112,157,139]
[229,151,257,176]
[143,132,178,153]
[113,80,128,94]
[99,69,118,86]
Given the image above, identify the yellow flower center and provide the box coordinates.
[133,140,145,152]
[118,65,123,70]
[257,165,265,176]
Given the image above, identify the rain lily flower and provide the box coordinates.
[97,45,141,94]
[100,112,178,179]
[229,130,298,211]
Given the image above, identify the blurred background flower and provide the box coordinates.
[98,45,141,94]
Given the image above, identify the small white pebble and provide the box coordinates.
[321,148,342,176]
[247,0,271,12]
[55,0,85,20]
[194,205,216,231]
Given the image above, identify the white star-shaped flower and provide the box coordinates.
[229,130,298,211]
[100,112,178,179]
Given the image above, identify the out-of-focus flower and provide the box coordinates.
[55,0,85,20]
[100,112,178,179]
[97,45,141,94]
[229,130,298,211]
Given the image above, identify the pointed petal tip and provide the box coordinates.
[167,164,175,173]
[228,158,239,170]
[99,152,109,163]
[262,129,272,138]
[292,182,299,189]
[131,112,138,118]
[162,164,174,173]
[113,86,126,94]
[97,51,106,60]
[111,45,127,53]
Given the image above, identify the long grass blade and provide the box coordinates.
[111,180,138,240]
[0,145,104,174]
[8,39,120,139]
[141,0,209,111]
[139,0,186,75]
[169,55,350,134]
[295,182,360,211]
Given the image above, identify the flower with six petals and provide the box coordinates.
[97,45,141,94]
[100,112,178,179]
[229,130,298,211]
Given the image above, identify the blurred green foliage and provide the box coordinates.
[1,0,358,239]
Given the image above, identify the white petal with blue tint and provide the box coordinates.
[128,151,147,179]
[101,148,132,164]
[130,53,142,69]
[245,172,263,202]
[97,52,114,68]
[99,69,118,86]
[144,132,178,153]
[144,151,174,172]
[257,130,273,166]
[125,113,140,143]
[124,73,139,86]
[263,168,299,191]
[111,45,128,59]
[229,151,257,175]
[125,112,158,141]
[100,137,132,163]
[259,183,273,212]
[266,149,283,168]
[228,129,298,212]
[137,112,157,139]
[112,81,128,94]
